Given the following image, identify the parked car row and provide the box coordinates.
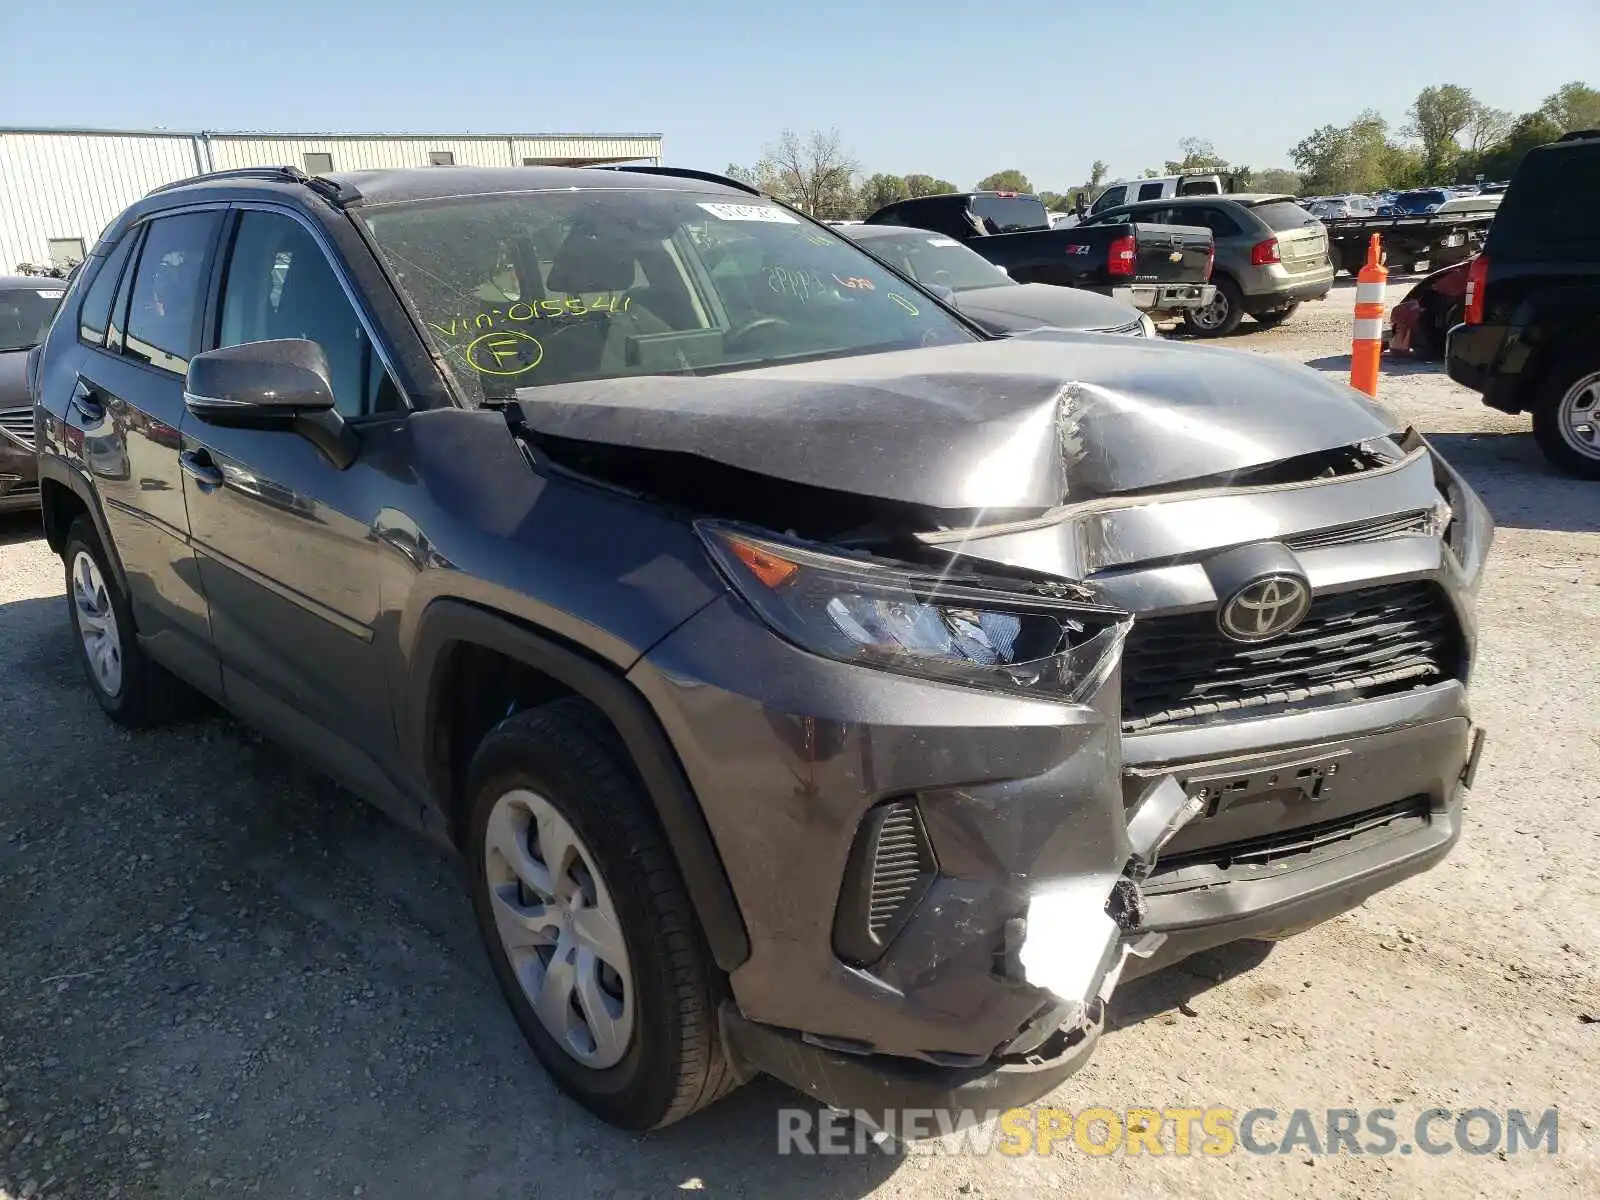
[0,275,67,511]
[13,158,1494,1133]
[863,189,1217,321]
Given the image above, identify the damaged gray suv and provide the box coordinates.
[31,163,1491,1131]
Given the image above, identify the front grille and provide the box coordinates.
[832,800,938,966]
[0,408,36,451]
[1121,581,1462,732]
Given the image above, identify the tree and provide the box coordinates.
[737,128,860,218]
[1088,160,1109,189]
[1292,110,1403,193]
[1405,85,1477,181]
[1253,167,1303,195]
[976,169,1034,193]
[903,173,958,198]
[1476,111,1565,181]
[1464,103,1513,153]
[857,172,909,216]
[1164,137,1231,175]
[1539,81,1600,133]
[1036,191,1071,211]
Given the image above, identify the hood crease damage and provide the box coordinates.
[515,331,1405,533]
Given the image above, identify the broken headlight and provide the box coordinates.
[698,523,1131,703]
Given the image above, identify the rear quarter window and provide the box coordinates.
[1252,201,1321,232]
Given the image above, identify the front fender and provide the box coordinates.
[402,598,751,973]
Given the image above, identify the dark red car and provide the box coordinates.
[1388,257,1471,361]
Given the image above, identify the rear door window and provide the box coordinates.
[1186,206,1244,237]
[1251,201,1321,232]
[122,211,222,374]
[1136,181,1167,202]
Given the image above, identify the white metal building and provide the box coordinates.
[0,126,664,272]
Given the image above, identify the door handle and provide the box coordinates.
[70,378,105,423]
[179,449,224,490]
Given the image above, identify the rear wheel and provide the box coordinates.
[1251,302,1301,329]
[62,516,196,726]
[464,699,739,1130]
[1183,277,1245,337]
[1532,353,1600,480]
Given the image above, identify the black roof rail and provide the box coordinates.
[587,164,763,197]
[1557,128,1600,143]
[146,165,309,196]
[144,165,363,207]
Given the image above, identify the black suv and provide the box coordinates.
[32,164,1491,1131]
[1447,129,1600,478]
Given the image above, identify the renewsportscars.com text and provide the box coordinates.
[777,1106,1561,1157]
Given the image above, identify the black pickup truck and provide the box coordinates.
[1323,212,1494,276]
[864,191,1215,319]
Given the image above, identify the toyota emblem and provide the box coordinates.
[1218,575,1312,642]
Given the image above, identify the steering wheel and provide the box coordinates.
[724,317,790,352]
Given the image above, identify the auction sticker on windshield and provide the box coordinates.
[697,202,798,223]
[927,238,960,247]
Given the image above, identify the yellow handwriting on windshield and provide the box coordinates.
[425,295,632,341]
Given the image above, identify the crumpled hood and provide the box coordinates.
[514,329,1402,511]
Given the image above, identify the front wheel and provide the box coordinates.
[1532,354,1600,480]
[464,699,739,1130]
[1252,302,1301,329]
[1183,277,1245,337]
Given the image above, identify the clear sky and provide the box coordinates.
[2,0,1596,189]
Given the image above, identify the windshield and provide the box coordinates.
[861,233,1014,292]
[0,286,65,353]
[362,189,976,403]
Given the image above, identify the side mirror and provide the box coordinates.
[930,284,958,306]
[1074,192,1089,218]
[184,339,356,469]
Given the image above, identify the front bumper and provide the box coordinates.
[0,436,40,513]
[1122,718,1481,977]
[632,586,1480,1116]
[1111,282,1216,314]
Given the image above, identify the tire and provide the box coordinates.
[1183,276,1245,337]
[62,516,195,727]
[1251,302,1301,329]
[1531,352,1600,481]
[464,698,738,1130]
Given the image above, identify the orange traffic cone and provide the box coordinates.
[1350,234,1387,398]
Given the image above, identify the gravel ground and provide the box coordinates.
[2,279,1597,1199]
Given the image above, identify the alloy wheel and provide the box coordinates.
[483,788,635,1068]
[1191,290,1230,331]
[1557,371,1600,461]
[71,551,122,697]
